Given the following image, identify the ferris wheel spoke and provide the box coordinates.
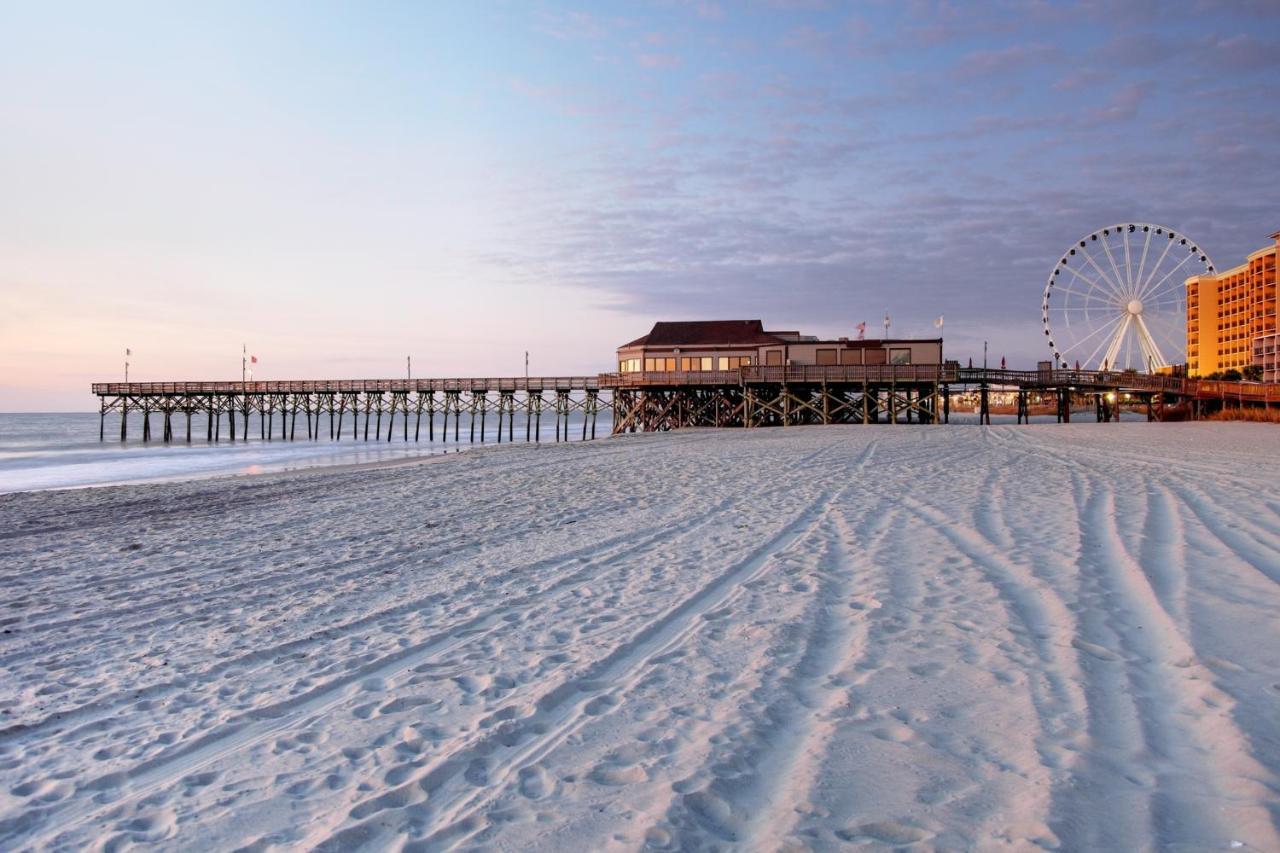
[1134,314,1168,368]
[1084,320,1124,371]
[1053,282,1122,306]
[1056,311,1125,358]
[1056,263,1116,299]
[1147,314,1185,350]
[1143,296,1186,311]
[1122,228,1135,294]
[1079,244,1128,301]
[1142,266,1195,304]
[1099,314,1132,371]
[1137,251,1197,303]
[1134,227,1153,298]
[1135,232,1177,297]
[1099,235,1131,299]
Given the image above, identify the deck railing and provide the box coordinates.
[90,377,602,395]
[91,369,1280,403]
[605,364,954,387]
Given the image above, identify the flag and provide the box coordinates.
[1000,356,1006,370]
[251,355,258,364]
[855,321,866,340]
[883,313,890,327]
[934,315,944,328]
[125,348,131,356]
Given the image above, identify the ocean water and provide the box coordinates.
[0,410,612,494]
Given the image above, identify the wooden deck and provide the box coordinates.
[90,368,1280,442]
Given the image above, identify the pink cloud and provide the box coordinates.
[637,53,682,69]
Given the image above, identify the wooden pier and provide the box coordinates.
[92,367,1280,443]
[91,378,604,445]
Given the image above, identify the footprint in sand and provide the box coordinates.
[836,820,931,845]
[1071,638,1123,661]
[590,762,648,785]
[518,765,552,799]
[908,662,946,677]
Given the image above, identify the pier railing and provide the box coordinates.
[91,377,602,395]
[89,366,1280,442]
[603,364,955,387]
[93,368,1280,402]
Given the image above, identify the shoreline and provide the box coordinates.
[0,417,1249,498]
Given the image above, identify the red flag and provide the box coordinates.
[251,355,258,364]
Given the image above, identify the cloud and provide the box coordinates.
[781,24,832,55]
[1081,82,1153,126]
[1053,68,1110,91]
[954,42,1059,78]
[1199,33,1280,70]
[637,52,682,69]
[1094,32,1178,67]
[534,10,612,41]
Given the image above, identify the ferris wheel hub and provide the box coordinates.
[1126,298,1144,316]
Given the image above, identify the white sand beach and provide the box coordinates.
[1,424,1278,850]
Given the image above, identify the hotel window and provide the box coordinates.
[816,348,837,366]
[644,358,656,372]
[889,348,911,365]
[700,356,713,370]
[679,357,694,371]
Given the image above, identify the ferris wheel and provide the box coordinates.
[1042,223,1214,372]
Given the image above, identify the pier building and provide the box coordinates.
[616,320,943,373]
[1185,230,1279,377]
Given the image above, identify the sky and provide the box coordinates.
[2,1,1278,410]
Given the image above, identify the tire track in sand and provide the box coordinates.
[1063,473,1278,851]
[703,503,895,850]
[2,486,752,846]
[330,484,848,851]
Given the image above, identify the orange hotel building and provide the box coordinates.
[1185,231,1279,379]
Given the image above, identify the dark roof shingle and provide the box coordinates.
[623,320,785,348]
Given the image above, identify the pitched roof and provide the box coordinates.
[622,320,785,348]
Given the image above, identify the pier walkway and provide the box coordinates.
[91,367,1280,442]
